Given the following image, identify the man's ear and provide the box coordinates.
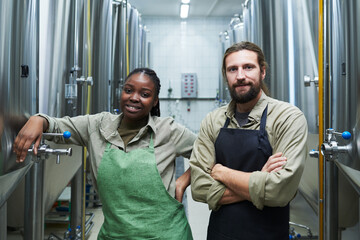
[261,67,266,80]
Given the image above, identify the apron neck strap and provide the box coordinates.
[259,105,268,134]
[149,132,154,149]
[224,117,231,128]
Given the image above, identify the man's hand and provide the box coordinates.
[210,163,227,182]
[262,152,287,173]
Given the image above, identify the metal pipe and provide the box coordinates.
[70,167,83,235]
[325,162,339,239]
[324,0,339,238]
[85,212,95,225]
[85,221,95,237]
[0,202,6,240]
[24,160,45,240]
[73,0,80,78]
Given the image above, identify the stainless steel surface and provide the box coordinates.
[0,0,38,172]
[0,1,39,238]
[0,161,33,208]
[112,1,127,111]
[323,0,360,238]
[71,167,83,236]
[0,203,6,240]
[129,6,140,71]
[90,0,112,114]
[218,31,231,105]
[1,0,83,234]
[330,0,360,171]
[39,0,73,117]
[24,161,45,240]
[111,0,149,112]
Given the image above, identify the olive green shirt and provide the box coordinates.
[38,112,197,197]
[189,92,308,210]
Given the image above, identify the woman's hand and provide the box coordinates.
[262,152,287,173]
[175,168,191,203]
[13,116,48,162]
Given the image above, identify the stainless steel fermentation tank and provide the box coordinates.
[0,0,149,239]
[112,1,149,111]
[220,0,360,238]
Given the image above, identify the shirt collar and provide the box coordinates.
[225,90,270,124]
[99,112,157,146]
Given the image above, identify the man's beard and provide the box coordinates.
[229,79,261,104]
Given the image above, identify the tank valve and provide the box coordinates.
[28,131,72,164]
[309,149,319,158]
[304,75,319,87]
[76,75,93,86]
[320,128,352,161]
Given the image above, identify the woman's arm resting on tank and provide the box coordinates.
[212,152,287,205]
[175,168,191,203]
[13,116,49,162]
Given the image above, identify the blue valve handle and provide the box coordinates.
[342,131,351,140]
[42,131,71,139]
[328,128,351,140]
[63,131,71,139]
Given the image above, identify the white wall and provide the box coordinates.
[143,16,230,132]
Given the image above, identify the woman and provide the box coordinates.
[13,68,196,239]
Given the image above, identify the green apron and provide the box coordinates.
[97,135,193,240]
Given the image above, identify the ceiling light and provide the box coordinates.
[181,0,190,3]
[180,4,189,18]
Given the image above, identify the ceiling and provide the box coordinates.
[128,0,245,17]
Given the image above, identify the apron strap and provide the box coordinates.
[259,105,268,135]
[148,132,154,150]
[258,105,272,156]
[223,117,231,128]
[106,142,112,149]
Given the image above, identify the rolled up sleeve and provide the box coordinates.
[190,113,226,210]
[36,113,97,147]
[249,110,308,209]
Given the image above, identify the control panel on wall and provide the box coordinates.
[181,73,198,98]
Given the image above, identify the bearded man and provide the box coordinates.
[190,41,308,240]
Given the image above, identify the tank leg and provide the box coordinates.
[24,161,45,240]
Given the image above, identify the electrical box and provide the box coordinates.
[181,73,198,98]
